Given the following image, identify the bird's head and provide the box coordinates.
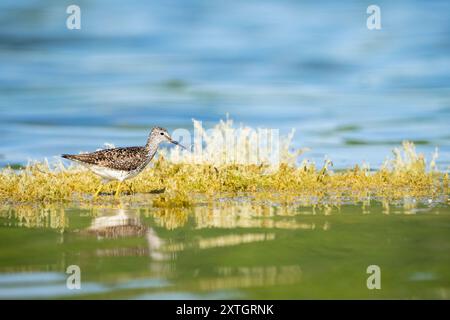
[150,127,185,149]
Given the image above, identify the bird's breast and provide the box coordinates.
[90,165,131,182]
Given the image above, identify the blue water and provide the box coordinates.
[0,0,449,168]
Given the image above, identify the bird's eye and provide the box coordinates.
[160,132,164,135]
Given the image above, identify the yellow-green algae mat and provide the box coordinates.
[0,141,448,208]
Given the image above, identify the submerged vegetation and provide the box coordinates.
[0,119,448,207]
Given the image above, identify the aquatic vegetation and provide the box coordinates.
[152,191,192,208]
[3,198,443,233]
[0,119,447,207]
[166,118,305,167]
[0,203,68,231]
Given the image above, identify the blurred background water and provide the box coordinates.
[0,0,449,168]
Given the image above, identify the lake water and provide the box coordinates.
[0,0,449,299]
[0,0,449,169]
[1,200,449,299]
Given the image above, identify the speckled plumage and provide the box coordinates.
[61,127,181,185]
[62,146,149,172]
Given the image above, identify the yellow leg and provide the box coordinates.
[93,183,103,198]
[115,181,122,198]
[127,182,134,195]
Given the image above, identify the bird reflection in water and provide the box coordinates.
[86,208,146,239]
[86,207,172,261]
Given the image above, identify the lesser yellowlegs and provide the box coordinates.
[62,127,185,198]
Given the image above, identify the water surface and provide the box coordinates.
[0,0,449,168]
[1,199,449,299]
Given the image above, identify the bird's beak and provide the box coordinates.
[169,138,186,149]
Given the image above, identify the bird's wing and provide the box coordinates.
[62,147,147,171]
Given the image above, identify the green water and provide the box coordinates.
[0,199,449,299]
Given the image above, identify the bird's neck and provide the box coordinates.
[145,138,159,159]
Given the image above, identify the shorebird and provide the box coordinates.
[62,127,185,198]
